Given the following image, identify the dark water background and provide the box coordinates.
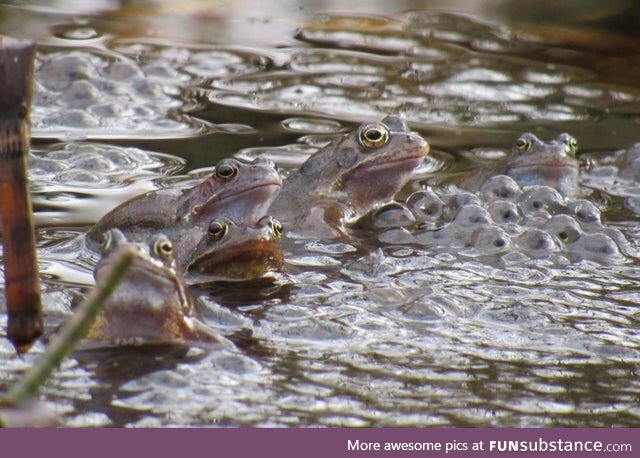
[1,0,640,427]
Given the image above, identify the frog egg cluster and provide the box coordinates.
[33,51,187,136]
[29,143,185,187]
[376,175,631,263]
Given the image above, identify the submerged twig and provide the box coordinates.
[0,36,40,354]
[1,246,135,408]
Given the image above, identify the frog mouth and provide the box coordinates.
[96,261,187,304]
[337,146,427,205]
[187,240,284,281]
[507,162,578,174]
[508,153,577,169]
[97,247,177,281]
[356,151,426,174]
[348,136,428,176]
[130,263,181,286]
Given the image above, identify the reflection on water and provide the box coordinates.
[1,0,640,427]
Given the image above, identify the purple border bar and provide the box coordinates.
[1,428,638,458]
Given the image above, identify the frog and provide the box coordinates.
[181,216,285,283]
[85,157,282,251]
[84,228,224,345]
[268,115,429,238]
[461,133,580,197]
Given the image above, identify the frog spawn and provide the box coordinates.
[29,142,185,186]
[34,51,188,136]
[377,175,631,263]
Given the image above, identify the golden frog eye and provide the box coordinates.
[515,137,531,152]
[152,235,173,260]
[215,162,238,181]
[359,124,390,148]
[99,230,114,252]
[269,218,283,239]
[208,219,228,240]
[558,133,578,156]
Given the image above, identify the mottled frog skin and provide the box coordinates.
[462,133,579,197]
[269,115,429,238]
[86,157,282,251]
[85,229,224,345]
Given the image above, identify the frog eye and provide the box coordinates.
[557,133,578,155]
[567,138,578,157]
[99,229,127,253]
[215,162,238,181]
[208,219,228,240]
[268,218,283,239]
[99,230,114,252]
[152,235,173,260]
[359,124,390,148]
[515,136,531,152]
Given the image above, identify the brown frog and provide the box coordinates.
[461,133,579,197]
[269,115,429,237]
[181,216,285,283]
[85,229,224,345]
[85,157,282,251]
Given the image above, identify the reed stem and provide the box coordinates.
[2,247,134,407]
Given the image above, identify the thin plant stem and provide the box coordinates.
[1,246,135,407]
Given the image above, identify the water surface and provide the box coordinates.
[1,0,640,427]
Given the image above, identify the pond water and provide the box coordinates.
[1,0,640,427]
